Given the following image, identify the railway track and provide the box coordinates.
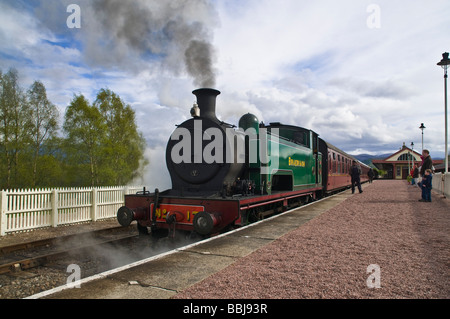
[0,227,139,275]
[1,226,127,255]
[0,225,202,299]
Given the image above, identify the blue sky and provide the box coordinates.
[1,0,449,188]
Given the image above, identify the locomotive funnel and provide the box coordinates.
[192,88,221,122]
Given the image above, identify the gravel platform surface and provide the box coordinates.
[174,180,449,299]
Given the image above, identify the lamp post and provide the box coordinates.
[411,142,414,171]
[437,52,450,174]
[408,149,410,175]
[419,123,425,152]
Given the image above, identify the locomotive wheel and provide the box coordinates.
[117,206,134,227]
[193,211,214,235]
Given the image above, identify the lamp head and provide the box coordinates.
[437,52,450,71]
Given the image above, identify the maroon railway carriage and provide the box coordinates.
[320,140,370,194]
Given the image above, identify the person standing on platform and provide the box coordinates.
[368,168,374,183]
[419,169,433,202]
[420,150,433,177]
[350,160,363,194]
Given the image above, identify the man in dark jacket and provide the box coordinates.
[368,168,374,183]
[420,149,433,176]
[350,160,363,194]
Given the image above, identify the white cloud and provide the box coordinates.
[1,0,449,160]
[212,0,450,157]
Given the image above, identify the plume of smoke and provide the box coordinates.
[35,0,218,87]
[185,40,216,88]
[85,0,218,87]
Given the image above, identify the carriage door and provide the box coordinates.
[317,153,322,186]
[312,132,321,186]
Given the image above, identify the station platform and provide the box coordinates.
[175,180,449,299]
[28,179,448,299]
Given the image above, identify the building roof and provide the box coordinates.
[371,144,443,169]
[380,146,421,162]
[372,144,421,165]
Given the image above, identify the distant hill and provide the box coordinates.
[353,153,392,166]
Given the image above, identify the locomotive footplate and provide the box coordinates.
[118,191,241,236]
[118,186,322,237]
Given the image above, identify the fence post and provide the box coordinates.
[91,188,98,222]
[444,173,449,198]
[52,189,58,227]
[0,191,7,236]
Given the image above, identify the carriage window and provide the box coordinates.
[337,155,341,173]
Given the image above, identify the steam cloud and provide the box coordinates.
[185,40,216,88]
[91,0,218,87]
[39,0,219,87]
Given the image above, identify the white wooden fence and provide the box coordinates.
[433,172,450,199]
[0,186,144,236]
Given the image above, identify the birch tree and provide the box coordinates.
[63,94,107,186]
[94,88,147,185]
[0,68,29,188]
[27,80,59,187]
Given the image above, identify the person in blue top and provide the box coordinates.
[419,168,433,202]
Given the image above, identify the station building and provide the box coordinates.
[372,143,443,179]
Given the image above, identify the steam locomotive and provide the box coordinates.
[117,88,369,237]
